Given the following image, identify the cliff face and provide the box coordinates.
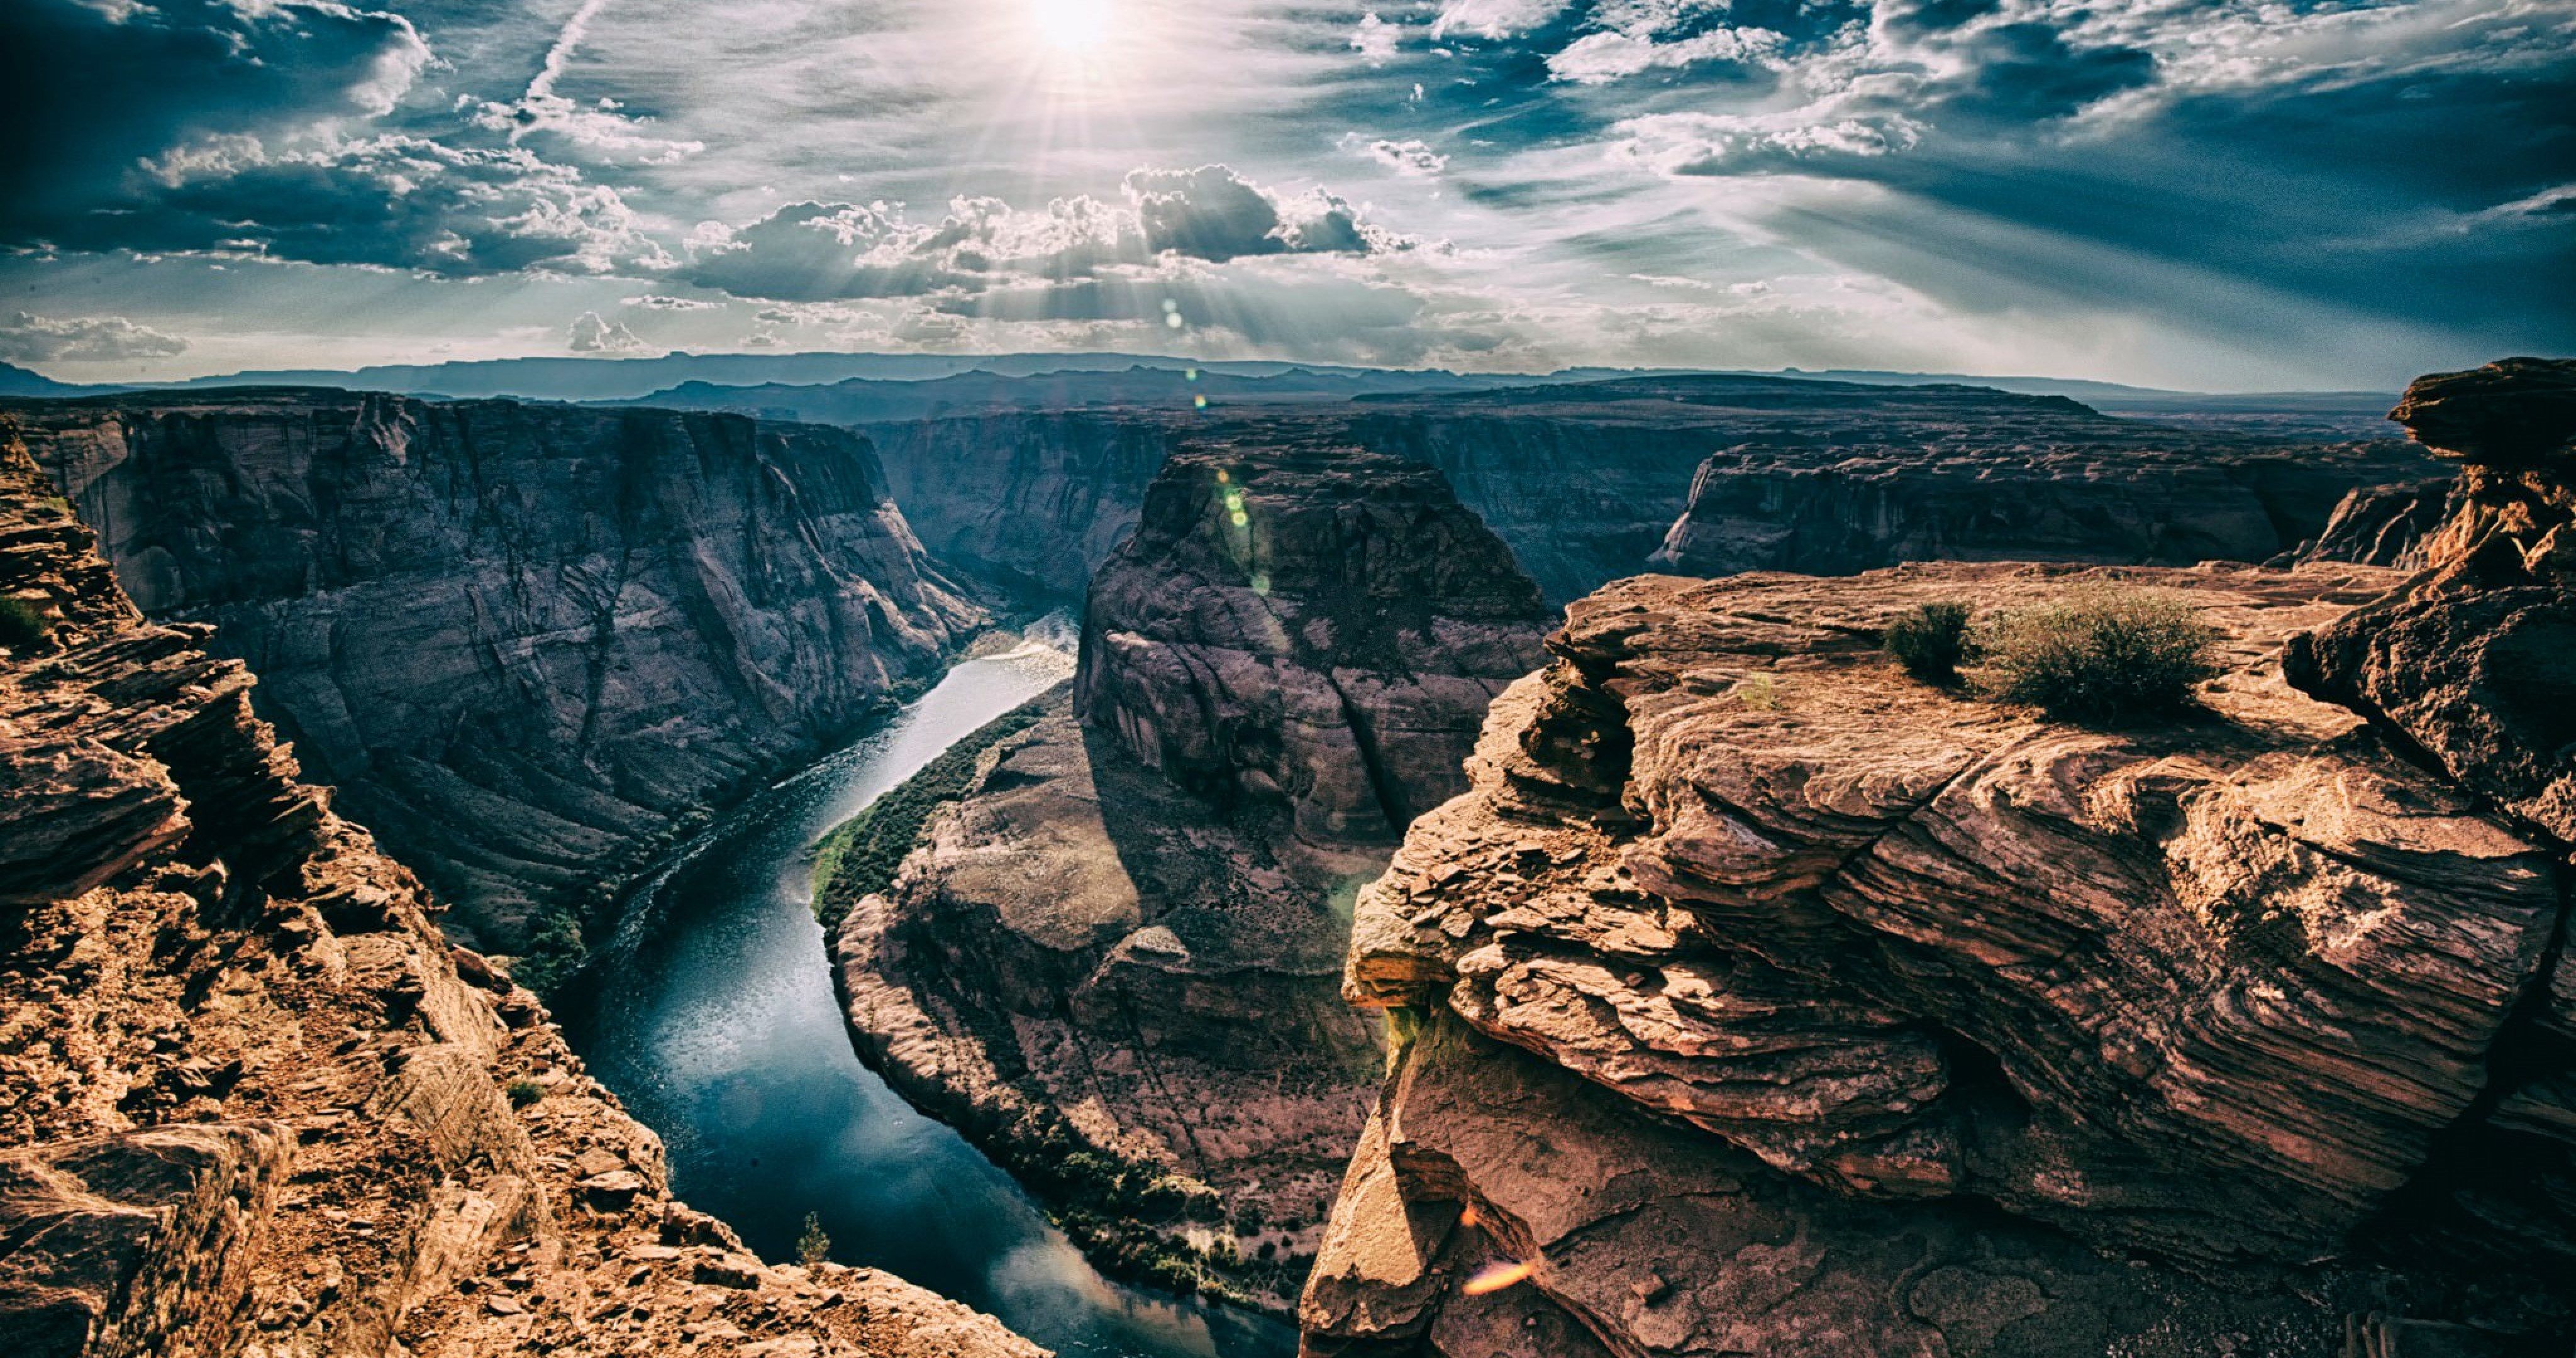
[0,423,1038,1358]
[859,414,1174,602]
[1075,444,1555,844]
[8,392,981,963]
[854,379,2429,612]
[1307,554,2573,1352]
[1644,378,2433,577]
[831,446,1552,1310]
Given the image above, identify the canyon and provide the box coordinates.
[0,421,1036,1357]
[682,375,2434,606]
[3,392,980,987]
[4,360,2563,1358]
[827,443,1552,1310]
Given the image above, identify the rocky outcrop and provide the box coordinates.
[1075,443,1553,844]
[1647,380,2433,578]
[6,390,981,963]
[2288,357,2576,846]
[2297,477,2459,567]
[1307,558,2573,1355]
[0,419,1041,1358]
[833,445,1553,1310]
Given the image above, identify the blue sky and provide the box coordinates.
[3,0,2569,387]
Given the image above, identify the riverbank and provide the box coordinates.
[557,630,1299,1358]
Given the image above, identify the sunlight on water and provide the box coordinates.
[562,618,1295,1358]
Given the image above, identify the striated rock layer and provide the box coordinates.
[833,445,1552,1310]
[842,376,2424,609]
[0,421,1041,1358]
[1306,556,2573,1355]
[1076,443,1554,844]
[6,390,981,963]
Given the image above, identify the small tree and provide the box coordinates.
[1977,584,2219,721]
[1886,602,1975,683]
[797,1212,832,1267]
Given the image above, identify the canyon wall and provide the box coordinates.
[1302,362,2576,1357]
[0,422,1038,1358]
[853,378,2428,609]
[831,445,1552,1311]
[7,392,981,969]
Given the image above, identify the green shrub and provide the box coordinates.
[811,698,1047,930]
[1736,674,1781,711]
[504,1078,544,1109]
[0,596,52,649]
[797,1212,833,1266]
[1886,602,1975,683]
[1977,585,2219,720]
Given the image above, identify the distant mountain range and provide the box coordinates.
[0,351,2401,434]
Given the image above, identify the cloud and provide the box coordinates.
[74,133,671,277]
[0,311,191,364]
[679,167,1402,304]
[1351,11,1401,64]
[1432,0,1576,41]
[1545,25,1786,84]
[623,294,724,311]
[0,0,431,240]
[567,310,650,353]
[1348,137,1450,177]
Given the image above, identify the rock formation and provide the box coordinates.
[1076,444,1555,844]
[6,391,981,968]
[831,444,1552,1310]
[1647,378,2432,578]
[1307,551,2573,1353]
[837,376,2424,610]
[2288,357,2576,845]
[0,421,1040,1358]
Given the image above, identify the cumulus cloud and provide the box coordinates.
[1348,136,1450,177]
[567,311,650,353]
[0,312,191,364]
[1546,25,1785,84]
[1432,0,1575,41]
[679,167,1402,304]
[1351,11,1401,64]
[623,294,724,311]
[0,0,431,240]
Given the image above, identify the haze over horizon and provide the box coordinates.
[5,0,2570,391]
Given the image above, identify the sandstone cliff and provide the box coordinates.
[1075,444,1555,844]
[1307,551,2572,1350]
[0,421,1041,1358]
[7,392,981,974]
[831,446,1553,1311]
[1645,378,2433,578]
[851,377,2420,611]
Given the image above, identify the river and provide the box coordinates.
[560,624,1302,1358]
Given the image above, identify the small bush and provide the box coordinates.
[1736,674,1781,711]
[1887,602,1975,683]
[0,596,52,649]
[797,1212,833,1266]
[1977,585,2219,720]
[504,1078,544,1109]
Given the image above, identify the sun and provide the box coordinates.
[1030,0,1114,55]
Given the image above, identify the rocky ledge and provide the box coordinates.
[6,391,982,975]
[831,444,1553,1310]
[0,419,1040,1358]
[1307,546,2573,1352]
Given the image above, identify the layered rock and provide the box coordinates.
[1307,558,2573,1355]
[847,376,2419,609]
[833,445,1552,1310]
[1076,443,1554,844]
[6,390,980,961]
[1646,378,2432,578]
[0,421,1040,1357]
[2287,357,2576,845]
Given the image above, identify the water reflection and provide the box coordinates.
[563,622,1297,1358]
